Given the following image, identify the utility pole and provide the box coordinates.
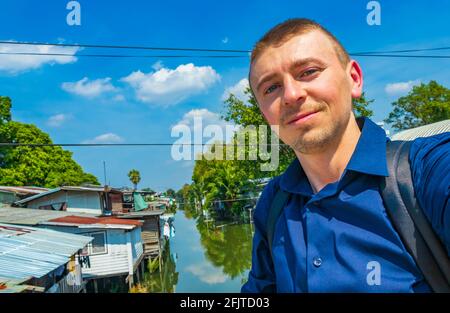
[103,161,107,186]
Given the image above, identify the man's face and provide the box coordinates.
[250,30,362,154]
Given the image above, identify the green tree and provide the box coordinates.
[222,87,295,178]
[0,96,12,126]
[128,169,141,189]
[352,92,374,118]
[385,80,450,131]
[0,97,99,187]
[165,188,176,198]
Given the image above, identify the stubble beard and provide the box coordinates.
[284,106,351,155]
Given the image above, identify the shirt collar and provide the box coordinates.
[346,117,389,177]
[279,117,389,195]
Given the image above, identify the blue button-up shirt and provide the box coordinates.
[242,117,450,293]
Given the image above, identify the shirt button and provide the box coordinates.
[313,256,322,267]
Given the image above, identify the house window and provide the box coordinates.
[81,231,107,255]
[38,202,67,211]
[91,232,107,254]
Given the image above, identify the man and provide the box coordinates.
[241,18,449,292]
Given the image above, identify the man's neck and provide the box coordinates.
[295,117,362,194]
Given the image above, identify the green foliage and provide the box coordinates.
[352,92,374,118]
[221,87,266,127]
[148,256,160,274]
[0,96,12,126]
[196,218,253,279]
[128,169,141,189]
[385,80,450,131]
[165,188,176,198]
[133,240,178,293]
[222,87,295,176]
[0,98,99,187]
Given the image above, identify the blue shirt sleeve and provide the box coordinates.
[241,177,280,293]
[409,132,450,256]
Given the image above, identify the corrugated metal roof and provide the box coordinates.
[0,206,98,226]
[44,215,142,229]
[16,186,123,205]
[0,186,49,196]
[0,223,92,280]
[391,119,450,141]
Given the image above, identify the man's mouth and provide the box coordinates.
[286,110,319,125]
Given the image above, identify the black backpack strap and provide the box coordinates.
[266,188,290,258]
[381,140,450,292]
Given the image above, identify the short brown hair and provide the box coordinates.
[251,18,350,68]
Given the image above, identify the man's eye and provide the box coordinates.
[300,69,318,77]
[265,84,279,94]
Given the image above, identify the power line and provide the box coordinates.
[175,197,260,206]
[0,40,250,53]
[351,53,450,59]
[352,46,450,54]
[0,52,247,59]
[2,40,450,58]
[1,51,450,59]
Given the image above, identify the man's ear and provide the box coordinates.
[348,60,363,99]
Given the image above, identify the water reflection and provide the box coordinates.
[132,239,179,293]
[196,216,253,280]
[139,208,253,292]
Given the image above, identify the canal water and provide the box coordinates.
[139,209,254,293]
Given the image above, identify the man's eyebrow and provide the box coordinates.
[254,58,326,92]
[255,72,278,93]
[289,57,326,71]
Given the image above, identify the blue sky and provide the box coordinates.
[0,0,449,191]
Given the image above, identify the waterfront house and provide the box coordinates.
[0,206,145,291]
[38,215,145,291]
[0,223,92,293]
[15,186,124,216]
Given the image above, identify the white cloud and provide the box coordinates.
[121,63,221,106]
[221,78,249,102]
[113,94,125,102]
[152,60,164,71]
[0,41,79,73]
[172,109,239,144]
[82,133,124,144]
[385,80,421,96]
[222,37,229,44]
[61,77,117,98]
[47,113,71,127]
[185,262,228,285]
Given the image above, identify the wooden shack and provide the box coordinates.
[117,210,164,260]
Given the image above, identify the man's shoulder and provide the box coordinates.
[409,132,450,167]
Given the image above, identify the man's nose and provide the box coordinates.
[282,77,306,106]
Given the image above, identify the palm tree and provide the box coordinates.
[128,169,141,190]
